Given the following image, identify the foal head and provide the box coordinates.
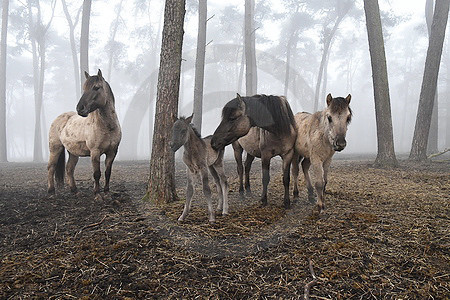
[170,114,195,152]
[323,94,352,152]
[77,69,109,117]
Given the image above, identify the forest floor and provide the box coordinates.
[0,155,449,299]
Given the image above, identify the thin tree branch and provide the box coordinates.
[304,258,319,300]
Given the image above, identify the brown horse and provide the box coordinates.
[47,70,122,200]
[170,115,229,223]
[211,94,297,208]
[292,93,352,212]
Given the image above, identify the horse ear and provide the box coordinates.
[97,69,103,80]
[326,93,333,106]
[236,93,245,113]
[345,94,351,104]
[84,71,90,79]
[186,114,193,123]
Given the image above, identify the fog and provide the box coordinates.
[2,0,449,162]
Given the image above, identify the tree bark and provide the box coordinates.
[80,0,91,90]
[0,0,9,162]
[192,0,207,133]
[244,0,257,96]
[146,0,185,205]
[61,0,82,100]
[410,0,449,161]
[425,0,439,154]
[363,0,398,167]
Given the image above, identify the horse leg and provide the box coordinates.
[212,162,229,216]
[244,153,255,196]
[66,152,79,194]
[179,169,194,222]
[104,150,118,195]
[209,165,223,214]
[281,150,294,209]
[232,142,245,198]
[310,157,325,213]
[291,152,301,202]
[302,158,315,203]
[47,145,64,195]
[260,155,271,206]
[90,150,103,200]
[200,168,215,223]
[323,157,332,194]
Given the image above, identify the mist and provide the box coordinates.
[1,0,449,162]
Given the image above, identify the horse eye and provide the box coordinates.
[93,86,100,91]
[327,116,332,123]
[347,116,352,123]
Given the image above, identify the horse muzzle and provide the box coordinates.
[333,138,347,152]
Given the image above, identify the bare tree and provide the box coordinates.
[0,0,9,162]
[410,0,450,161]
[192,0,207,133]
[61,0,83,100]
[27,0,57,162]
[363,0,398,167]
[105,0,124,81]
[244,0,257,96]
[426,0,439,154]
[80,0,91,89]
[146,0,186,205]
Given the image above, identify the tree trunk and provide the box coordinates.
[0,0,9,162]
[61,0,82,100]
[426,0,439,154]
[146,0,185,205]
[363,0,398,167]
[192,0,207,133]
[284,28,298,97]
[446,46,450,148]
[410,0,449,161]
[244,0,257,96]
[80,0,91,89]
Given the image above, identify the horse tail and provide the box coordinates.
[55,148,65,188]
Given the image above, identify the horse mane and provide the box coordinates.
[179,116,202,138]
[85,75,115,104]
[243,94,296,135]
[329,97,352,117]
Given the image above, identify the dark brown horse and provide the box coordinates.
[211,94,297,208]
[292,93,352,213]
[47,70,121,200]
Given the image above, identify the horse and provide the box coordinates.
[170,114,229,223]
[211,94,297,209]
[47,69,122,200]
[292,93,352,213]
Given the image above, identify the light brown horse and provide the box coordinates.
[211,94,297,208]
[170,115,229,223]
[47,70,121,200]
[292,93,352,212]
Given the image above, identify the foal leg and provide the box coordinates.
[302,158,315,203]
[232,142,245,197]
[104,150,118,196]
[260,155,271,207]
[310,157,326,213]
[179,170,194,222]
[281,150,294,209]
[66,152,79,194]
[200,168,215,223]
[323,157,332,194]
[209,166,223,214]
[212,162,229,215]
[244,153,255,196]
[90,150,103,201]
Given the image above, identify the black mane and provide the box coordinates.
[223,94,295,135]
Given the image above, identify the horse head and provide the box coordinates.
[211,94,253,150]
[170,114,193,152]
[77,69,108,117]
[324,93,352,152]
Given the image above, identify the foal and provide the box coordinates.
[292,94,352,212]
[170,115,229,223]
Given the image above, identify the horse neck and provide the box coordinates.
[90,94,119,131]
[316,110,333,148]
